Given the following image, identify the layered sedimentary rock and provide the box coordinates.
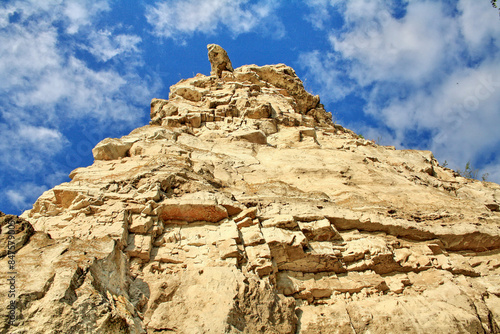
[1,46,500,333]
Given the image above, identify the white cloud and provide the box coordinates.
[18,125,65,151]
[0,0,161,213]
[86,30,142,62]
[304,0,337,29]
[6,183,49,211]
[0,4,153,125]
[0,122,68,173]
[300,0,500,183]
[63,0,109,34]
[458,0,500,56]
[0,26,60,90]
[298,50,355,102]
[373,60,500,168]
[145,0,283,40]
[6,190,28,210]
[0,0,159,123]
[329,1,461,85]
[4,0,111,34]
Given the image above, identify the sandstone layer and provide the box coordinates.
[1,47,500,333]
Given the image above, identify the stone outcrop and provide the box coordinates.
[1,45,500,333]
[0,212,33,257]
[207,44,234,78]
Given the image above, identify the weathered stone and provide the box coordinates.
[261,215,298,229]
[217,238,240,260]
[128,214,154,234]
[234,207,258,222]
[213,192,246,216]
[125,234,152,261]
[150,98,169,120]
[92,137,137,160]
[152,244,183,263]
[232,129,267,144]
[298,218,342,241]
[155,192,228,223]
[240,224,265,246]
[244,103,272,119]
[186,112,202,128]
[235,216,252,229]
[0,212,34,257]
[170,86,203,102]
[161,115,186,127]
[207,44,233,78]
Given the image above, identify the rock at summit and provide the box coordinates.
[207,43,234,78]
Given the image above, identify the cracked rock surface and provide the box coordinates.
[1,48,500,333]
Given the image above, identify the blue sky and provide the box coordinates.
[1,0,499,215]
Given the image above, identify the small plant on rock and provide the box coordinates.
[456,161,489,181]
[457,161,478,179]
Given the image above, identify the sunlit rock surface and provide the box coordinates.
[1,45,499,334]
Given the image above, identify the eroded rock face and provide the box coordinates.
[207,44,234,78]
[0,212,34,257]
[2,49,500,333]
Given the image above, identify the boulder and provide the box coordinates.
[207,44,233,78]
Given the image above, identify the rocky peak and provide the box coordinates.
[1,46,500,333]
[150,45,333,134]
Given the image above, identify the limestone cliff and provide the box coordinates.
[1,45,500,333]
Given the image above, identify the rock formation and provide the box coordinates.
[1,45,500,333]
[207,44,234,78]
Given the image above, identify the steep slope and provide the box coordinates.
[1,45,499,333]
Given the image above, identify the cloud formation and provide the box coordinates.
[85,30,142,62]
[6,183,49,212]
[301,0,500,181]
[0,0,160,211]
[146,0,283,40]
